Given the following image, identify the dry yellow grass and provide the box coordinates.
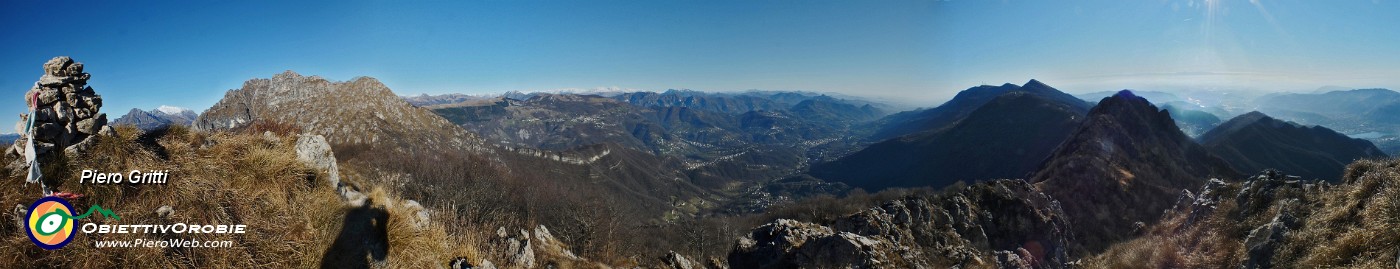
[0,125,474,268]
[1086,158,1400,268]
[1283,159,1400,268]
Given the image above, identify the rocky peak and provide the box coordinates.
[1031,89,1238,252]
[1021,79,1054,93]
[1091,90,1178,129]
[195,71,484,152]
[1234,111,1270,123]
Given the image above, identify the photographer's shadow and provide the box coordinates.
[320,201,389,269]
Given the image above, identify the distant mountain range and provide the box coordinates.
[811,80,1088,190]
[1199,111,1387,181]
[184,73,1400,267]
[192,71,722,232]
[401,93,496,107]
[613,90,789,114]
[0,133,18,143]
[867,79,1089,141]
[427,90,883,192]
[1255,88,1400,120]
[111,106,198,130]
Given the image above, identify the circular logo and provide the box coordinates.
[25,196,76,250]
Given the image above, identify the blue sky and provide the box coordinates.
[1,1,1397,121]
[932,0,1400,95]
[0,0,935,117]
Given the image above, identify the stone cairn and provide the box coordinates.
[7,56,113,163]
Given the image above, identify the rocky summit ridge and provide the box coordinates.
[1031,90,1239,252]
[729,179,1071,269]
[194,71,486,152]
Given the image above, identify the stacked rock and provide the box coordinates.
[8,56,113,159]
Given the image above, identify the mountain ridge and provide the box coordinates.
[1032,90,1240,253]
[194,71,485,152]
[112,106,198,130]
[812,86,1088,191]
[867,79,1089,141]
[1198,111,1388,181]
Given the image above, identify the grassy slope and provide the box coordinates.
[1087,158,1400,268]
[0,126,472,268]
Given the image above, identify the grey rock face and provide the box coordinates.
[1243,211,1297,269]
[728,218,892,269]
[485,224,579,268]
[663,251,697,269]
[194,71,486,153]
[730,179,1072,269]
[493,226,537,268]
[531,225,579,260]
[449,257,497,269]
[11,204,26,234]
[475,259,496,269]
[511,237,535,268]
[401,200,430,230]
[1170,178,1229,227]
[1235,169,1309,217]
[996,250,1034,269]
[156,205,174,219]
[294,134,340,188]
[293,134,369,207]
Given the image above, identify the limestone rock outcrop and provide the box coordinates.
[663,251,698,269]
[295,134,341,188]
[195,71,486,153]
[291,133,369,206]
[1243,211,1297,269]
[729,219,894,269]
[482,224,585,269]
[8,56,112,159]
[729,179,1072,269]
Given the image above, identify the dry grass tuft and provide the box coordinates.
[1086,158,1400,268]
[0,125,469,268]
